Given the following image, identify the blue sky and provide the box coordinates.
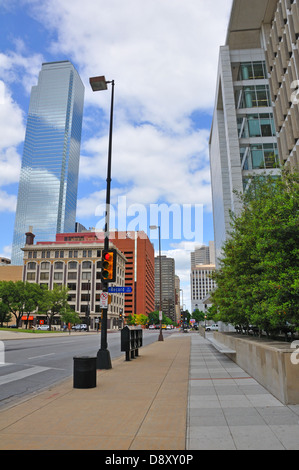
[0,0,232,310]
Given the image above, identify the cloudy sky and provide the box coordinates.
[0,0,233,310]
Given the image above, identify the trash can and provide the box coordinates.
[73,356,97,389]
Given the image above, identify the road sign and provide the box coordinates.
[108,286,132,293]
[100,292,109,307]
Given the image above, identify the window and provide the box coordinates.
[68,272,77,280]
[40,272,49,281]
[54,261,64,270]
[236,85,271,109]
[238,114,276,138]
[27,272,36,280]
[54,272,63,281]
[82,272,91,280]
[27,262,36,270]
[82,261,92,269]
[68,261,77,269]
[240,144,279,170]
[237,61,267,80]
[41,262,50,270]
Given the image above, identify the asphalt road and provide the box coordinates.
[0,329,174,409]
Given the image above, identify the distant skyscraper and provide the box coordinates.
[11,61,84,265]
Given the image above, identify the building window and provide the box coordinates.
[54,272,63,281]
[40,272,49,281]
[238,113,275,138]
[237,61,267,80]
[27,272,36,280]
[54,261,64,270]
[27,262,36,270]
[41,262,50,270]
[68,261,77,270]
[68,272,77,280]
[82,261,92,269]
[82,272,91,280]
[236,85,271,109]
[240,143,279,170]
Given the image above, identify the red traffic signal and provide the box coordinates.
[101,249,116,282]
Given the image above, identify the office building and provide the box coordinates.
[191,241,215,268]
[209,0,282,265]
[22,230,126,329]
[111,231,155,318]
[154,256,176,321]
[11,61,85,265]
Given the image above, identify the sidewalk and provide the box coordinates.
[0,332,190,450]
[0,331,299,450]
[187,334,299,450]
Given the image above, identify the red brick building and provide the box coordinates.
[111,231,155,317]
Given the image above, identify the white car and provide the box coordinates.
[205,324,218,331]
[36,325,49,330]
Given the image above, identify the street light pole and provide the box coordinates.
[149,225,164,342]
[89,76,115,369]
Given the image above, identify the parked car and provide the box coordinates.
[72,324,88,331]
[148,325,156,330]
[205,324,218,332]
[36,325,50,330]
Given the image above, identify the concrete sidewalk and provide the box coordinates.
[1,331,299,450]
[187,334,299,450]
[0,333,190,450]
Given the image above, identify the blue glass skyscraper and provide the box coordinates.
[11,61,85,265]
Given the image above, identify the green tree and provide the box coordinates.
[0,281,43,328]
[211,171,299,336]
[192,309,205,323]
[0,301,11,327]
[38,284,72,330]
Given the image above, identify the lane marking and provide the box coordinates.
[0,366,50,386]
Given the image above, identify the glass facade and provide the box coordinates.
[11,61,84,265]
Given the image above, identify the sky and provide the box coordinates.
[0,0,233,311]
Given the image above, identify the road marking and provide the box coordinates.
[28,353,55,360]
[0,366,50,386]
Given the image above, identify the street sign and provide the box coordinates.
[108,286,132,293]
[100,292,109,307]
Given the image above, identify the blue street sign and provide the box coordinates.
[108,286,132,293]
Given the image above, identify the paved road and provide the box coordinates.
[0,330,173,409]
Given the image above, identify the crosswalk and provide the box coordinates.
[0,364,51,386]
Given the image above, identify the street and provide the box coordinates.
[0,329,174,409]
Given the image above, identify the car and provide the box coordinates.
[148,325,156,330]
[166,325,172,330]
[72,324,88,331]
[36,325,50,330]
[205,324,218,332]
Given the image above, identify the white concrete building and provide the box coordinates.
[209,0,281,266]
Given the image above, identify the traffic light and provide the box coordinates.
[101,249,116,282]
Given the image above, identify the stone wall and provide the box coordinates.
[214,332,299,405]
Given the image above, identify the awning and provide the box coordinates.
[21,316,34,321]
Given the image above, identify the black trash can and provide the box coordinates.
[73,356,97,389]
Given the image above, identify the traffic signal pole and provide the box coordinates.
[96,80,115,371]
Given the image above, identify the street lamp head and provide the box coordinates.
[89,76,108,92]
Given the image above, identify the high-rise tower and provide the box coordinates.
[11,61,84,265]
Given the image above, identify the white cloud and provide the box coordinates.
[27,0,232,125]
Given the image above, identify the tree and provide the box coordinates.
[211,171,299,336]
[0,281,43,328]
[0,301,11,327]
[38,284,72,330]
[192,309,205,323]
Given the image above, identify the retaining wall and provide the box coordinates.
[213,332,299,405]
